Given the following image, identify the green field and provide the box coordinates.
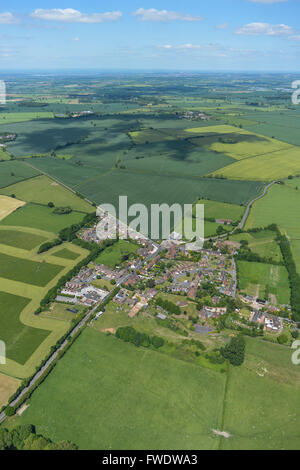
[0,229,47,251]
[0,252,63,287]
[12,329,300,450]
[95,240,139,268]
[52,248,80,260]
[0,162,39,189]
[14,329,225,450]
[210,146,300,181]
[0,175,93,213]
[245,180,300,272]
[0,112,54,125]
[0,203,86,234]
[230,230,282,263]
[0,291,50,364]
[237,260,290,304]
[198,199,244,222]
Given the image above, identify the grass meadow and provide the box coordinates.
[13,329,225,450]
[237,260,290,304]
[11,329,300,450]
[94,240,139,268]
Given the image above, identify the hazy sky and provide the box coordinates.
[0,0,300,71]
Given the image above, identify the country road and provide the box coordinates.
[238,180,278,230]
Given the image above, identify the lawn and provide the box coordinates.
[0,291,51,364]
[94,240,139,268]
[0,252,63,287]
[0,203,86,234]
[237,260,290,304]
[0,175,94,213]
[0,229,47,251]
[14,329,225,450]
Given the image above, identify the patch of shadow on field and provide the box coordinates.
[192,132,268,147]
[15,127,91,153]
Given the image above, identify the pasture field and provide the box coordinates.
[229,230,282,263]
[0,195,25,221]
[209,146,300,181]
[13,329,225,450]
[197,199,244,222]
[237,260,290,304]
[0,228,47,251]
[51,248,80,260]
[0,291,50,364]
[0,175,93,213]
[0,374,21,409]
[244,111,300,146]
[0,252,63,287]
[0,112,53,125]
[0,149,10,161]
[222,337,300,450]
[94,240,139,268]
[0,203,86,234]
[0,161,39,189]
[11,329,300,450]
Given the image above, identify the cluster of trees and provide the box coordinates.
[156,297,181,315]
[0,425,77,451]
[38,212,98,254]
[220,336,245,366]
[235,239,281,266]
[116,326,165,349]
[277,233,300,322]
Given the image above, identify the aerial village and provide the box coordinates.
[54,210,295,338]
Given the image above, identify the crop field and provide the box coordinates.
[0,373,20,409]
[0,252,63,287]
[230,230,282,263]
[237,260,290,304]
[14,329,225,450]
[209,146,300,181]
[0,291,50,364]
[95,240,139,268]
[244,110,300,146]
[0,228,47,251]
[0,203,86,233]
[0,195,25,221]
[0,175,94,213]
[0,161,39,189]
[185,125,291,160]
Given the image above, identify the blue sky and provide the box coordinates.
[0,0,300,71]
